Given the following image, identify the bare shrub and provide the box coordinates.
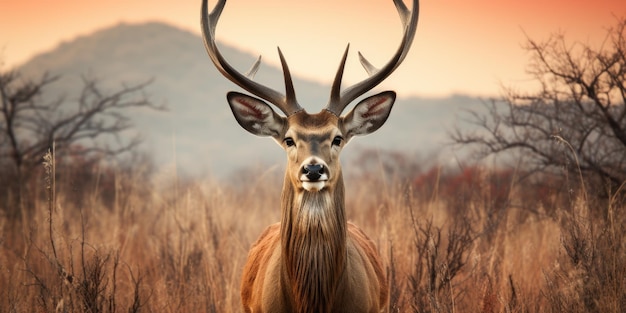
[543,195,626,313]
[407,212,475,313]
[11,147,147,313]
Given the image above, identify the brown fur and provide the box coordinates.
[240,170,388,313]
[241,223,387,313]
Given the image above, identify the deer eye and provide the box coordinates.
[284,137,295,147]
[332,136,343,147]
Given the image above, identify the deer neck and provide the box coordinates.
[280,173,347,312]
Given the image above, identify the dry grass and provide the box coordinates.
[0,150,624,312]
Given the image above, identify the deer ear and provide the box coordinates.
[342,91,395,139]
[227,92,285,138]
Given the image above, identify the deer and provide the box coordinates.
[201,0,418,312]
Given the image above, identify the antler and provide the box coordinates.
[326,0,419,116]
[201,0,303,116]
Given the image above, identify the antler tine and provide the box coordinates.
[245,56,262,79]
[277,47,299,112]
[326,0,419,116]
[201,0,302,116]
[329,44,351,106]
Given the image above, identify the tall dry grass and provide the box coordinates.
[0,149,624,312]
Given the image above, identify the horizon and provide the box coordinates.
[2,0,625,98]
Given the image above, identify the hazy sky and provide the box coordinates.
[1,0,625,97]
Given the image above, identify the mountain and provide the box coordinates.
[17,22,485,177]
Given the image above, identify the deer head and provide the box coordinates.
[201,0,417,194]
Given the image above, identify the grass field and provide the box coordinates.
[0,149,624,312]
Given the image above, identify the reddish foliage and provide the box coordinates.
[412,164,567,215]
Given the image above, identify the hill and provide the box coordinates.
[17,22,485,177]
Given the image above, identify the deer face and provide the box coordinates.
[227,91,396,192]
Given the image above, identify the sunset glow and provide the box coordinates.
[2,0,625,97]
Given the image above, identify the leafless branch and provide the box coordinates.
[0,64,162,216]
[453,17,626,198]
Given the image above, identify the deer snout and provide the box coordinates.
[299,159,329,192]
[302,164,325,182]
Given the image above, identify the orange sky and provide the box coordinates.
[1,0,625,97]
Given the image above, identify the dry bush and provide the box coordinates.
[542,194,626,313]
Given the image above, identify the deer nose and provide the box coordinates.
[302,164,325,181]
